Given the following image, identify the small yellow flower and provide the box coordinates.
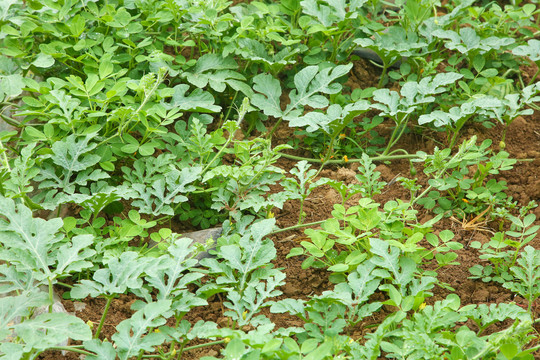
[154,328,161,333]
[87,320,94,329]
[339,133,346,139]
[242,310,248,320]
[267,211,275,219]
[419,302,427,310]
[224,337,231,343]
[343,155,349,162]
[349,338,354,344]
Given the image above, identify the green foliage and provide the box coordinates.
[470,213,539,286]
[1,0,539,358]
[503,246,540,312]
[414,137,516,216]
[0,195,95,285]
[282,160,329,224]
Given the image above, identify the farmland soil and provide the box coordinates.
[38,59,540,359]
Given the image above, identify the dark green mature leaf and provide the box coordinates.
[183,54,253,97]
[289,100,370,133]
[130,165,202,216]
[287,64,351,112]
[170,84,221,113]
[234,38,299,67]
[355,26,429,66]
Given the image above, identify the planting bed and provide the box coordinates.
[38,62,540,360]
[2,1,540,359]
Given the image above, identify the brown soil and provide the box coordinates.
[37,59,540,359]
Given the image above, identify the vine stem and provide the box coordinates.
[266,118,283,139]
[270,219,326,235]
[140,340,226,359]
[312,135,337,179]
[48,278,54,313]
[201,97,249,174]
[278,152,418,164]
[48,346,96,356]
[94,296,114,339]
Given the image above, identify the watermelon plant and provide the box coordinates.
[1,0,540,359]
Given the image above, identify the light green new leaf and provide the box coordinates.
[270,298,306,317]
[346,262,381,304]
[83,339,117,360]
[0,265,36,295]
[0,290,49,337]
[461,303,529,331]
[129,165,202,216]
[0,342,24,359]
[71,252,149,298]
[14,312,91,351]
[31,53,55,68]
[79,182,133,216]
[144,238,204,301]
[0,0,17,21]
[503,246,540,305]
[50,134,100,172]
[0,196,64,278]
[36,133,109,200]
[112,300,171,360]
[251,73,284,118]
[513,39,540,62]
[53,235,96,277]
[301,0,346,27]
[432,27,514,55]
[0,74,24,99]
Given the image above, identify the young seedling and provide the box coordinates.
[282,160,329,225]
